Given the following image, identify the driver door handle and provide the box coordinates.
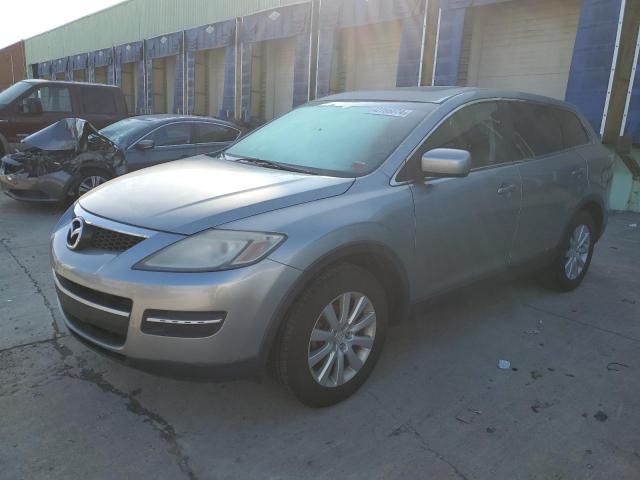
[497,183,518,195]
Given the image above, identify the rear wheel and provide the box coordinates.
[272,263,388,407]
[538,211,595,291]
[74,169,113,198]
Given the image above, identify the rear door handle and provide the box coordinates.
[571,167,585,178]
[497,183,518,195]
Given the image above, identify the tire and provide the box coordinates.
[272,263,388,407]
[538,211,596,292]
[73,168,113,199]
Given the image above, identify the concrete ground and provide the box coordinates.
[0,193,639,480]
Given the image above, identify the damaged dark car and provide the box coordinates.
[0,115,243,203]
[0,118,124,203]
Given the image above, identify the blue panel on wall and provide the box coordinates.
[623,36,640,143]
[565,0,623,134]
[433,7,465,86]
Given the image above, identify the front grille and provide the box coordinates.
[88,225,145,252]
[55,274,132,347]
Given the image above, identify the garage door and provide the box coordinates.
[152,56,176,113]
[331,19,403,94]
[463,0,580,99]
[251,36,296,121]
[121,62,138,113]
[194,48,226,117]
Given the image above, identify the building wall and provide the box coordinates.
[0,41,26,90]
[24,0,305,66]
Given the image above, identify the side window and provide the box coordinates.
[554,108,590,148]
[25,86,72,112]
[509,102,563,158]
[81,88,117,114]
[145,123,191,147]
[419,101,512,170]
[192,123,239,143]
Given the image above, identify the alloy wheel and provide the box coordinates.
[78,175,108,195]
[308,292,377,388]
[564,224,591,280]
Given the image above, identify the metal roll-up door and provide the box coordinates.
[121,62,138,113]
[152,56,176,114]
[332,19,403,94]
[463,0,581,99]
[251,37,296,122]
[194,48,226,117]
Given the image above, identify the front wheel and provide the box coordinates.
[538,211,595,291]
[272,263,388,407]
[74,169,113,199]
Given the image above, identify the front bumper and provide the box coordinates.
[50,207,301,379]
[0,168,70,203]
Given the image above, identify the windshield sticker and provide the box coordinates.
[367,106,413,118]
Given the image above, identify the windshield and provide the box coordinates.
[0,81,32,107]
[225,101,435,177]
[100,117,156,148]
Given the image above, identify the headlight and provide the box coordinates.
[134,230,286,272]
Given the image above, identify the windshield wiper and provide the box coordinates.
[228,154,319,175]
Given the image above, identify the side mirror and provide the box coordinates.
[21,97,43,115]
[135,139,155,151]
[421,148,471,178]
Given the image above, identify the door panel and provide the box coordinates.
[411,166,522,297]
[507,102,589,262]
[407,100,522,298]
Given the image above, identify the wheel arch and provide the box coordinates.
[574,194,607,241]
[259,242,411,368]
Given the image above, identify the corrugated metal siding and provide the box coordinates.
[0,41,26,89]
[25,0,305,66]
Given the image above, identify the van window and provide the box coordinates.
[508,102,564,158]
[25,86,72,113]
[82,88,117,114]
[554,108,590,148]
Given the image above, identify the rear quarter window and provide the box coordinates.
[554,108,590,148]
[81,88,117,114]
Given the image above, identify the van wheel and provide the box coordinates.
[538,211,595,292]
[74,169,113,198]
[273,263,388,407]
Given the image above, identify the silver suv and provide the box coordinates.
[50,87,615,407]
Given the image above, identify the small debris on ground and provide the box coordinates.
[530,370,543,380]
[607,362,629,371]
[455,409,482,425]
[621,298,636,304]
[629,223,638,228]
[498,359,511,369]
[524,329,540,335]
[531,400,553,413]
[486,427,496,433]
[594,411,608,422]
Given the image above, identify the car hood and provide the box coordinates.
[79,156,354,235]
[22,118,119,152]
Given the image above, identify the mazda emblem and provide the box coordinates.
[67,217,85,250]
